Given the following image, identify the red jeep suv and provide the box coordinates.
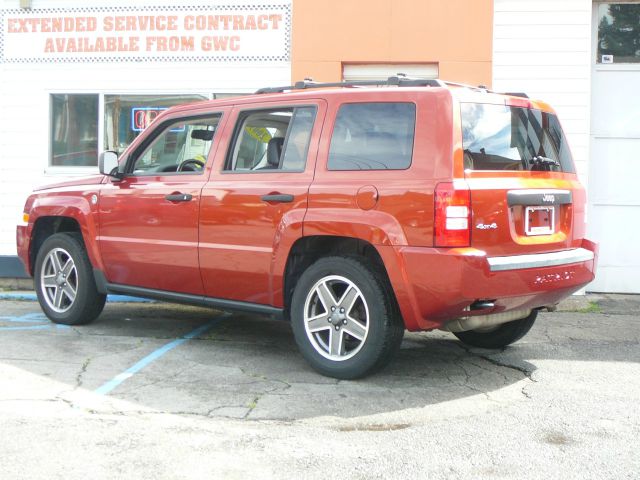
[16,78,598,379]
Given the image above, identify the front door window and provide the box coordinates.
[130,116,221,175]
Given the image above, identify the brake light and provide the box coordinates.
[435,182,471,247]
[505,96,532,109]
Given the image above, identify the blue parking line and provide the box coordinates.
[0,293,155,303]
[0,312,47,323]
[94,315,227,396]
[0,324,69,331]
[0,312,70,331]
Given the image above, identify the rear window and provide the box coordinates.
[461,103,575,173]
[328,102,415,170]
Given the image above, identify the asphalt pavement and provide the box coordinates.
[0,293,638,479]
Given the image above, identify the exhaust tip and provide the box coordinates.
[470,300,495,311]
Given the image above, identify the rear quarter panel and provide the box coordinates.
[305,89,454,247]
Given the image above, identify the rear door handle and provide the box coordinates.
[165,193,193,202]
[261,194,294,203]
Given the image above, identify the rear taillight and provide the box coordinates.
[435,182,471,247]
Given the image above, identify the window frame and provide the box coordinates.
[596,2,640,65]
[49,93,100,170]
[459,102,575,174]
[326,101,417,172]
[124,113,223,177]
[222,104,318,174]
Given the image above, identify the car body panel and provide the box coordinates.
[199,98,327,306]
[98,175,207,294]
[17,188,102,275]
[306,89,453,248]
[96,107,230,295]
[379,239,598,331]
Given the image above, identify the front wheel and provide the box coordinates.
[34,232,106,325]
[452,310,538,349]
[290,256,404,379]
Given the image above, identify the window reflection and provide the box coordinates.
[461,103,574,173]
[50,94,99,167]
[132,116,220,175]
[597,4,640,64]
[104,94,208,156]
[328,103,416,171]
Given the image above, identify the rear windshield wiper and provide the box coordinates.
[526,156,560,170]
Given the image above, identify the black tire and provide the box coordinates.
[452,310,538,349]
[290,256,404,379]
[34,232,106,325]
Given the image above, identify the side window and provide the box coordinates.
[328,103,416,171]
[226,106,316,172]
[131,115,221,175]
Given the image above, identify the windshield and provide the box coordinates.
[461,103,575,173]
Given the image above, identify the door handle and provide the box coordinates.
[165,193,193,202]
[261,194,294,203]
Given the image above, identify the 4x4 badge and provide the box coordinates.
[476,222,498,230]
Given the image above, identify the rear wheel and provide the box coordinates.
[34,233,106,325]
[452,310,538,349]
[290,256,404,379]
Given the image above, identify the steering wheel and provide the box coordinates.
[177,159,205,172]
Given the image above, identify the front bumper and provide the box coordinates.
[16,225,31,276]
[379,239,598,331]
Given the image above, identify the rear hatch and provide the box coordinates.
[460,100,585,256]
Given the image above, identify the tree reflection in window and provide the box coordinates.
[598,4,640,64]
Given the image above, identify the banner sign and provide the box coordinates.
[0,4,290,63]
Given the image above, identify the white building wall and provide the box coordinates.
[0,0,291,259]
[588,3,640,293]
[492,0,592,186]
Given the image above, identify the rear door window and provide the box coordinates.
[328,102,415,170]
[225,106,316,172]
[461,103,575,173]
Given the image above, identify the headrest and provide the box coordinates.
[191,129,215,141]
[267,137,285,166]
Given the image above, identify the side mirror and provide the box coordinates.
[99,151,122,179]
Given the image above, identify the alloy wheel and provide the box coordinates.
[40,247,78,313]
[303,275,370,361]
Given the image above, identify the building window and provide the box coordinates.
[50,94,99,167]
[597,4,640,64]
[49,93,240,169]
[104,94,208,156]
[327,103,416,171]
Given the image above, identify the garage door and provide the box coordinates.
[342,64,438,81]
[588,3,640,293]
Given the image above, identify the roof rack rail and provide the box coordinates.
[255,75,446,94]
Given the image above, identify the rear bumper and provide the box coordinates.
[487,248,594,272]
[379,239,598,331]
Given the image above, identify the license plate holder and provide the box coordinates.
[525,206,555,236]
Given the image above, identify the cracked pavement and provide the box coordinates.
[0,296,639,479]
